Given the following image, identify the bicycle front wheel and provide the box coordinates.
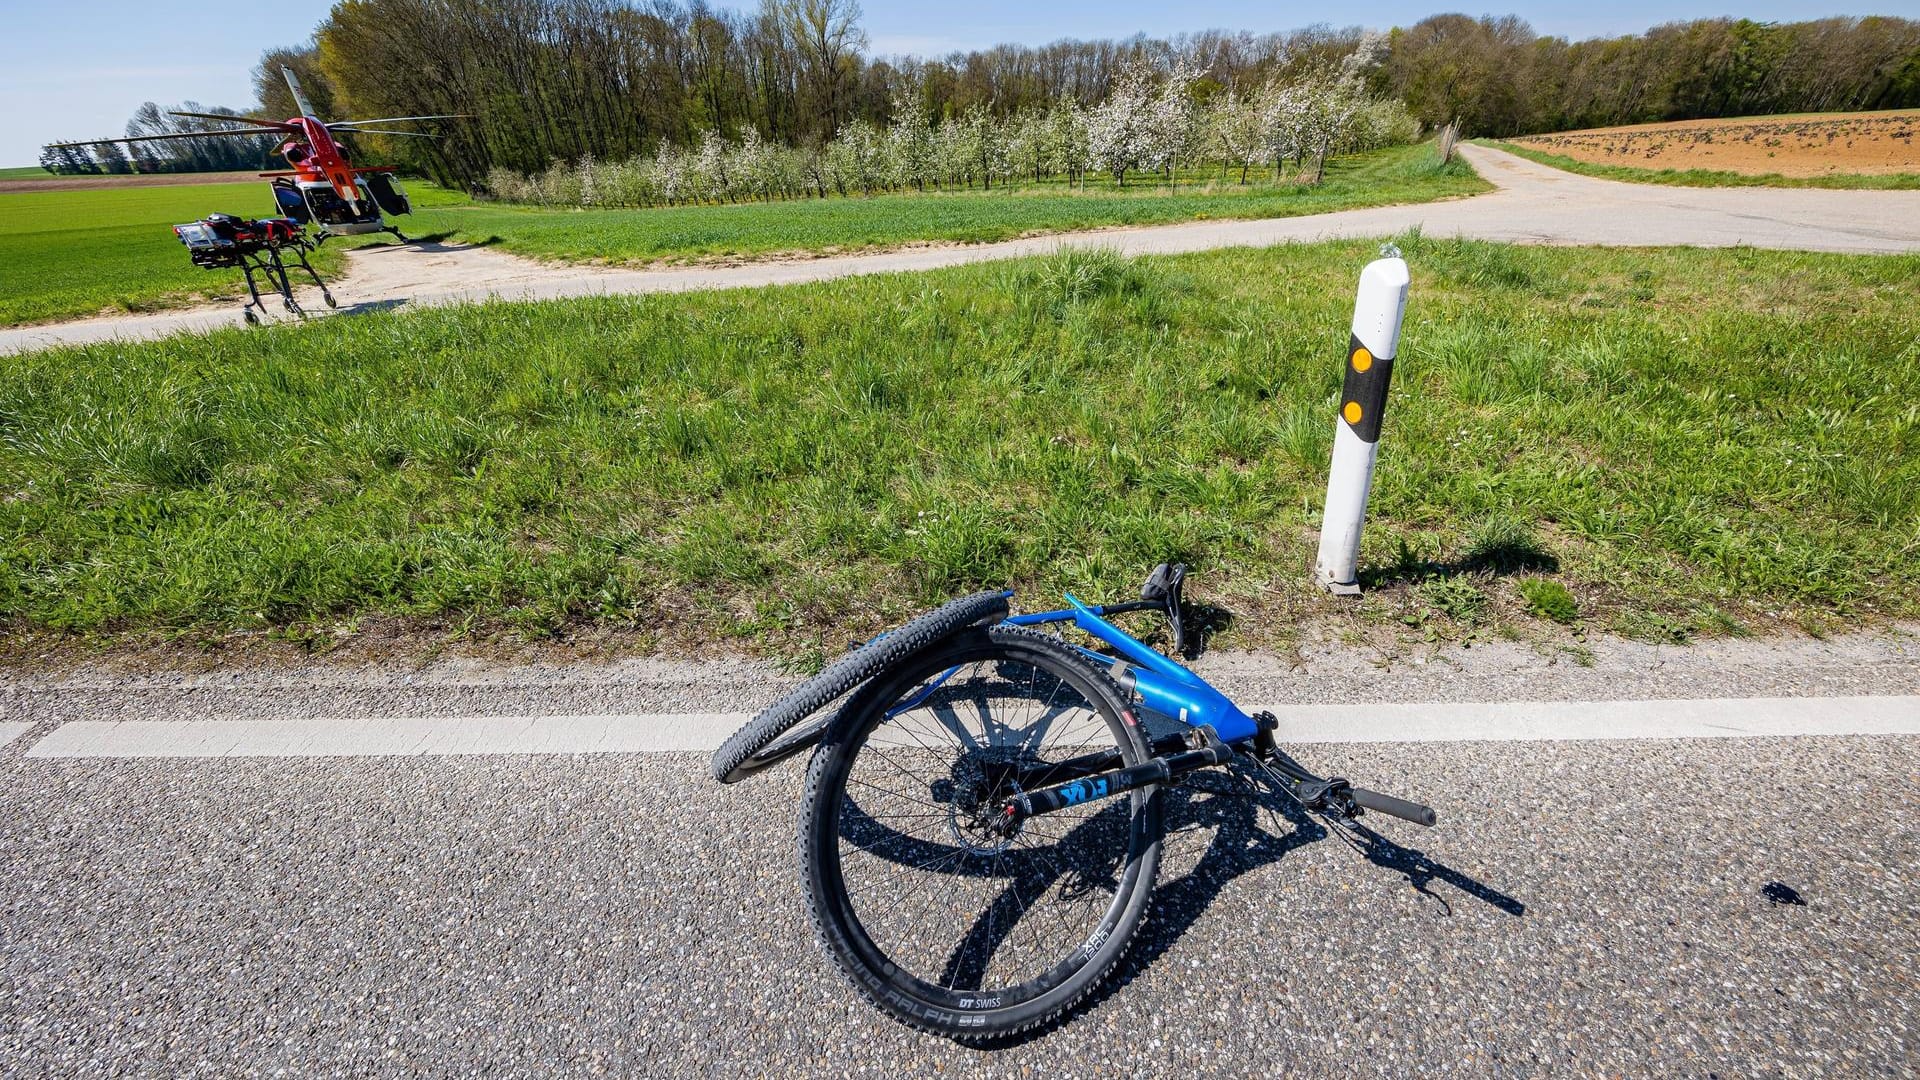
[800,625,1163,1040]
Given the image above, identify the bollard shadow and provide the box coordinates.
[1357,532,1559,591]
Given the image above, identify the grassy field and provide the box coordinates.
[0,144,1477,328]
[2,236,1914,655]
[0,180,468,326]
[1487,140,1920,190]
[404,143,1484,264]
[0,181,341,326]
[0,166,54,180]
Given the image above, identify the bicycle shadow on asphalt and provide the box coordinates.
[977,767,1526,1048]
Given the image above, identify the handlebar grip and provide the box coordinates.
[1350,788,1437,827]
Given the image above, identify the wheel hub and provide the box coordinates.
[943,753,1023,856]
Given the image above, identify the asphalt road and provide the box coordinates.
[7,143,1919,355]
[3,637,1917,1077]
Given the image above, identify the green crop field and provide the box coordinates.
[3,235,1914,656]
[0,166,56,179]
[0,181,334,326]
[0,180,469,327]
[406,143,1484,265]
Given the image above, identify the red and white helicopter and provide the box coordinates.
[49,68,464,323]
[53,66,462,243]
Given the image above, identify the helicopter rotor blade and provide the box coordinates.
[331,127,445,139]
[328,115,471,128]
[167,111,298,131]
[45,129,286,149]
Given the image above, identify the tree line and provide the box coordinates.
[40,3,1920,182]
[39,104,280,175]
[1382,14,1920,136]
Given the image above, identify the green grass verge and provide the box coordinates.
[3,236,1914,652]
[1485,140,1920,190]
[0,180,469,326]
[403,142,1486,264]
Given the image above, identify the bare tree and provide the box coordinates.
[777,0,866,141]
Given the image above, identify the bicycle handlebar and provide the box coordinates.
[1349,787,1438,827]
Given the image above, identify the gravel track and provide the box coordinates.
[5,143,1917,354]
[5,626,1913,730]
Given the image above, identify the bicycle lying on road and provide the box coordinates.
[712,565,1438,1040]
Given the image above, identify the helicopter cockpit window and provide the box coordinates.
[300,184,381,227]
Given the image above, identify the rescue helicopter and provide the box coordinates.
[51,66,463,243]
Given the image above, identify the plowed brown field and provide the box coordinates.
[1514,111,1919,177]
[0,170,262,194]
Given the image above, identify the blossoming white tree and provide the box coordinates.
[887,93,937,191]
[490,38,1420,208]
[1141,61,1201,185]
[1205,91,1265,183]
[1086,61,1156,186]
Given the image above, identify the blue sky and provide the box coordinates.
[4,0,1916,166]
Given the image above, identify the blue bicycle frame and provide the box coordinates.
[866,585,1437,830]
[1003,593,1260,745]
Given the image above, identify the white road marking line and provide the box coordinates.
[1259,696,1920,744]
[0,723,33,750]
[26,713,752,759]
[18,696,1919,759]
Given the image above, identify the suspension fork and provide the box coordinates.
[994,725,1235,832]
[997,712,1438,830]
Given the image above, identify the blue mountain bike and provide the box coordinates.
[712,566,1436,1041]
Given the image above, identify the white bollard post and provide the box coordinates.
[1316,251,1410,596]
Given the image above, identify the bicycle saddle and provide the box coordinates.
[1140,562,1189,656]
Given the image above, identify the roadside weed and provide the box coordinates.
[1518,579,1579,624]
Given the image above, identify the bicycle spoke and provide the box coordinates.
[832,646,1145,1002]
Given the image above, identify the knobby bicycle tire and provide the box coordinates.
[801,625,1163,1041]
[709,590,1010,783]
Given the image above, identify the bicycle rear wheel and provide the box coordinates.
[800,626,1162,1040]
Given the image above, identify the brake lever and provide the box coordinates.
[1292,777,1359,817]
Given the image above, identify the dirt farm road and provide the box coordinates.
[5,143,1917,354]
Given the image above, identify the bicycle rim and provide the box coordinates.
[803,630,1160,1032]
